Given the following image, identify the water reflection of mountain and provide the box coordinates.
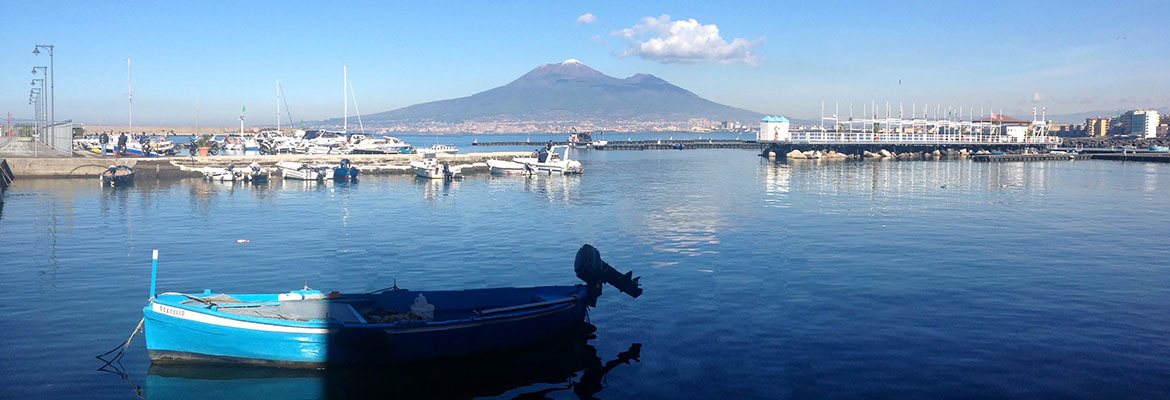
[145,331,641,400]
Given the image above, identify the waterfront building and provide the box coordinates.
[758,116,791,142]
[1085,117,1110,137]
[1122,109,1160,138]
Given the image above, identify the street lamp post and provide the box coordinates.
[33,44,54,132]
[31,66,47,145]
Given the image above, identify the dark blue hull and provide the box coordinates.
[332,166,359,182]
[144,285,591,367]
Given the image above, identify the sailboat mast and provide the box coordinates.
[276,78,281,133]
[127,57,133,137]
[343,64,348,132]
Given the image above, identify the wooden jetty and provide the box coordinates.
[472,139,767,151]
[595,140,767,151]
[1092,153,1170,163]
[971,153,1093,162]
[473,140,571,146]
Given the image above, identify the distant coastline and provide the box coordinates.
[79,124,753,136]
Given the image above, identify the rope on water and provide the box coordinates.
[96,317,144,368]
[96,317,146,399]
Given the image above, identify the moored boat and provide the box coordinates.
[276,161,331,181]
[332,158,360,182]
[487,159,531,175]
[142,245,641,367]
[418,144,459,155]
[411,152,462,179]
[513,145,583,174]
[101,165,135,186]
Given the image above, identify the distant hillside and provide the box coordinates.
[327,59,764,126]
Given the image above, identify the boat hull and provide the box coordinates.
[144,286,591,367]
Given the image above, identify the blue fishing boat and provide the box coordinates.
[332,158,359,182]
[143,245,640,367]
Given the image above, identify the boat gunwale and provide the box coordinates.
[148,285,587,330]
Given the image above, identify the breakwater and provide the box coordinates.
[4,152,534,179]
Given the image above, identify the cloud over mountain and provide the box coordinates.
[613,15,764,65]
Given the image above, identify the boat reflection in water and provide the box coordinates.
[145,326,641,399]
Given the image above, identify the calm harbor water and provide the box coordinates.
[2,146,1170,399]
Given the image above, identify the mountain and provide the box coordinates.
[341,60,764,126]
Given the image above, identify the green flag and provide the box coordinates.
[242,105,246,113]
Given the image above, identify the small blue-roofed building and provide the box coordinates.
[758,115,790,142]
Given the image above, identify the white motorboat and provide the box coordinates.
[276,161,332,181]
[513,145,583,174]
[202,166,243,182]
[351,136,413,154]
[487,159,531,175]
[411,153,461,179]
[418,144,459,155]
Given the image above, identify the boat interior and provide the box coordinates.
[172,285,583,325]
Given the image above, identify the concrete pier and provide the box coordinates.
[4,151,534,179]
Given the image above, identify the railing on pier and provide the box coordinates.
[783,131,1061,145]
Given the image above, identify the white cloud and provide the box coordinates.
[612,14,764,65]
[576,13,597,25]
[1032,92,1046,102]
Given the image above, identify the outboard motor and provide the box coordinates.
[226,162,235,171]
[575,244,642,299]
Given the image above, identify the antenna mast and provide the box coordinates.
[127,57,133,137]
[276,78,281,133]
[343,64,348,132]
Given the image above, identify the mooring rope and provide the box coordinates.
[96,317,144,367]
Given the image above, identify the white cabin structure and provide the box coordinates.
[758,116,791,142]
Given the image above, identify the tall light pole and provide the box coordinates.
[33,44,54,131]
[31,66,47,143]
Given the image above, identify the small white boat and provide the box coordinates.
[276,161,332,181]
[487,159,531,175]
[418,144,459,155]
[513,146,583,174]
[202,166,242,182]
[411,153,461,179]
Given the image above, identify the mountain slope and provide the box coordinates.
[354,60,763,124]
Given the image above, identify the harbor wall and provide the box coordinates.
[4,152,534,179]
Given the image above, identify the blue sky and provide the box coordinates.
[2,0,1167,126]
